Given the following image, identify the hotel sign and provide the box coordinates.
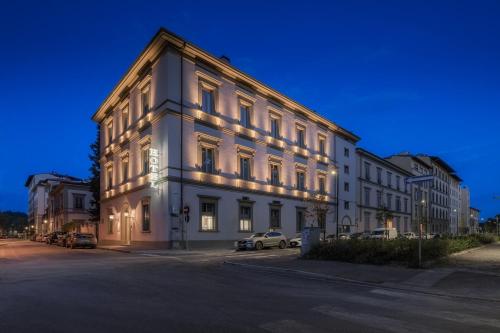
[149,148,160,188]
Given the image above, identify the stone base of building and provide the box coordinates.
[97,239,236,251]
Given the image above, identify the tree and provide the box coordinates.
[88,125,100,238]
[376,205,393,240]
[304,194,333,240]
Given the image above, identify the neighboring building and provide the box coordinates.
[46,180,95,235]
[470,207,480,234]
[460,186,471,233]
[386,153,432,233]
[449,174,462,235]
[356,148,413,235]
[92,28,360,248]
[25,173,82,235]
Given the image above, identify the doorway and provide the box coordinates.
[121,205,131,245]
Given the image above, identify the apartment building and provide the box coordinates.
[470,207,480,234]
[356,149,412,234]
[386,153,432,233]
[46,180,95,235]
[92,28,360,248]
[449,174,462,235]
[25,173,82,235]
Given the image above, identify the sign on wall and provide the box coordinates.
[149,148,160,188]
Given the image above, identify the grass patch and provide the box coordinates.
[305,234,499,268]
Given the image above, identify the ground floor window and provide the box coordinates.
[269,205,281,229]
[318,210,326,231]
[239,204,252,232]
[296,208,306,232]
[142,201,150,232]
[107,208,114,234]
[200,197,218,231]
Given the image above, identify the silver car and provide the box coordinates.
[67,233,97,249]
[236,232,287,250]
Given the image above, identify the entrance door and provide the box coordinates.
[121,207,131,245]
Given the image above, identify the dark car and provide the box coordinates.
[47,231,65,245]
[56,233,69,247]
[67,233,97,249]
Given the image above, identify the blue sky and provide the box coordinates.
[0,0,499,218]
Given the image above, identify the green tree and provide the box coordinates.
[88,125,100,238]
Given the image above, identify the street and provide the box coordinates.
[1,240,500,333]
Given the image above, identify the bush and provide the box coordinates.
[305,234,498,267]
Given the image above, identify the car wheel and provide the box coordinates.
[255,241,263,250]
[278,240,286,249]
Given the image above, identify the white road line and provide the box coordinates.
[312,304,441,333]
[260,319,317,333]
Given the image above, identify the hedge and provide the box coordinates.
[305,234,498,268]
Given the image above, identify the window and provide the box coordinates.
[239,103,251,128]
[318,135,326,155]
[107,209,114,234]
[201,147,215,173]
[364,162,371,180]
[377,190,382,207]
[344,182,349,192]
[296,208,306,232]
[73,194,85,210]
[318,176,326,194]
[318,210,326,230]
[396,175,401,191]
[377,167,382,184]
[139,148,149,176]
[396,196,401,212]
[201,87,215,114]
[106,167,113,191]
[387,172,392,188]
[200,199,217,231]
[387,193,392,210]
[122,157,129,183]
[404,198,408,212]
[270,205,281,229]
[296,170,306,190]
[142,201,150,232]
[344,201,350,210]
[296,125,306,148]
[344,148,349,157]
[239,204,252,232]
[344,165,350,174]
[239,157,251,180]
[122,107,129,132]
[364,187,371,206]
[270,163,280,185]
[270,115,280,138]
[107,120,113,145]
[141,86,151,116]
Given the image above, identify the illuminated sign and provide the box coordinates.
[149,148,160,188]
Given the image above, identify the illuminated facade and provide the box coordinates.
[92,28,360,247]
[356,149,413,234]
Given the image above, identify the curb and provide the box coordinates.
[96,247,131,254]
[224,260,500,303]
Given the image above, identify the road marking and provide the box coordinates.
[312,304,440,333]
[260,319,318,333]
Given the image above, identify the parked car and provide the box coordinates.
[235,232,287,250]
[350,232,371,240]
[47,231,65,245]
[370,228,398,240]
[67,233,97,249]
[289,234,302,247]
[35,234,44,242]
[56,233,69,247]
[403,232,417,239]
[338,233,351,240]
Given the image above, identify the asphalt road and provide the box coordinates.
[1,240,499,333]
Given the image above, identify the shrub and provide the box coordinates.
[305,234,497,267]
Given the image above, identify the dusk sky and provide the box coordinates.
[0,0,499,217]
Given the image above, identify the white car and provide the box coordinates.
[403,232,417,239]
[289,234,302,247]
[235,232,288,250]
[370,228,398,240]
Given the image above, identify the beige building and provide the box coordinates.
[356,149,413,234]
[92,28,360,248]
[46,180,95,235]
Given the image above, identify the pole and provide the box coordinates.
[336,172,340,240]
[497,216,499,236]
[418,185,423,268]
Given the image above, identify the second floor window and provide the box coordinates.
[270,117,280,138]
[122,159,129,183]
[73,195,85,210]
[296,171,305,190]
[201,87,215,114]
[239,104,251,128]
[240,157,251,180]
[142,87,151,115]
[122,108,129,132]
[106,167,113,190]
[344,148,349,157]
[141,149,150,176]
[377,190,382,207]
[318,176,326,194]
[318,136,326,155]
[296,126,305,148]
[270,164,280,185]
[377,167,382,184]
[387,172,392,188]
[344,165,350,174]
[364,187,371,206]
[387,193,392,209]
[364,162,371,180]
[344,182,350,192]
[201,147,215,173]
[107,121,113,145]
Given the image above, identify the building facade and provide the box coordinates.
[460,186,471,233]
[470,207,480,234]
[449,174,462,235]
[92,28,360,248]
[25,173,82,235]
[356,149,413,234]
[46,180,95,235]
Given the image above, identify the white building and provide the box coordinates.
[25,173,82,235]
[356,149,413,234]
[92,28,360,248]
[46,180,95,235]
[449,174,462,235]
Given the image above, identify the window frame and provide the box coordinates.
[238,200,254,233]
[199,196,219,232]
[142,198,151,232]
[269,204,282,230]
